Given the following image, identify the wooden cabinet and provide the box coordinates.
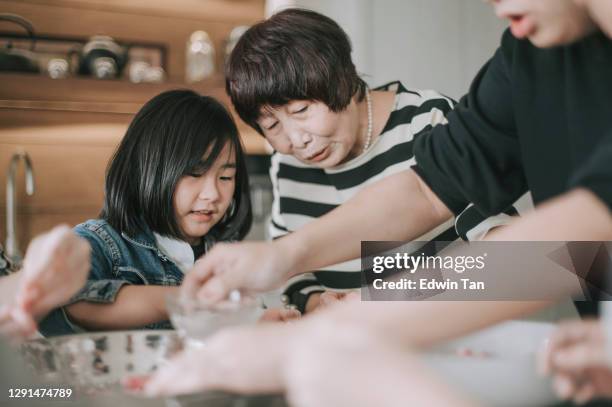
[0,0,268,249]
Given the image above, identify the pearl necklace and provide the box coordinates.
[362,89,373,154]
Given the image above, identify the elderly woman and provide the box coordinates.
[225,8,520,314]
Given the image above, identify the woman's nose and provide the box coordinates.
[287,131,313,150]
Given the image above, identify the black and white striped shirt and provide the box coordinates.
[269,82,523,311]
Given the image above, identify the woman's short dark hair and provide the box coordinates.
[226,8,367,133]
[101,90,252,241]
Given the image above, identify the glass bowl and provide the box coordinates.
[166,292,264,345]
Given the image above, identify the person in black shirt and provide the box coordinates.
[137,0,612,400]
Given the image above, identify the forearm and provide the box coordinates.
[66,285,178,330]
[486,188,612,241]
[277,169,452,277]
[313,190,612,347]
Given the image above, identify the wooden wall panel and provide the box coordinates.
[0,0,269,250]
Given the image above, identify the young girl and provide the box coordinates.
[38,90,252,336]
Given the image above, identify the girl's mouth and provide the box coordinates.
[190,209,214,221]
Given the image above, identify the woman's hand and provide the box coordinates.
[259,307,302,323]
[124,323,298,396]
[284,318,475,407]
[182,239,300,303]
[539,319,612,404]
[19,225,90,318]
[317,290,360,310]
[0,225,90,339]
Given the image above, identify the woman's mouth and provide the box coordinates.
[507,14,536,39]
[307,146,330,163]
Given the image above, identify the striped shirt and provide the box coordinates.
[268,81,524,311]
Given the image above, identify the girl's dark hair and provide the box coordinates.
[226,8,367,133]
[101,90,252,241]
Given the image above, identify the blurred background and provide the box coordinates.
[0,0,506,265]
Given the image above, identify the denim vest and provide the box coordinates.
[39,219,215,337]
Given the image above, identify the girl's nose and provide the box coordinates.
[198,176,220,202]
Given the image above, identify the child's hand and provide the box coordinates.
[182,240,294,303]
[539,319,612,404]
[17,225,90,321]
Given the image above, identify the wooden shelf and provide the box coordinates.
[0,73,269,154]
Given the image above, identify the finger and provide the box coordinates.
[549,320,601,350]
[258,309,283,323]
[280,308,302,321]
[122,375,150,393]
[554,344,608,371]
[0,306,11,322]
[0,322,30,340]
[319,292,340,307]
[182,258,217,300]
[537,342,551,376]
[16,283,40,312]
[553,373,576,400]
[573,382,596,405]
[10,307,37,334]
[142,357,203,397]
[0,317,35,340]
[195,276,230,304]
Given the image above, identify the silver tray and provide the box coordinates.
[21,330,183,394]
[20,330,287,406]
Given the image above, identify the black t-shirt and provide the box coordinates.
[414,29,612,217]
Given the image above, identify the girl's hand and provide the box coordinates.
[539,319,612,404]
[182,239,298,303]
[18,225,90,318]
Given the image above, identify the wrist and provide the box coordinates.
[273,234,307,279]
[158,286,179,317]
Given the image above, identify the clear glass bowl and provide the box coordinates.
[166,292,263,345]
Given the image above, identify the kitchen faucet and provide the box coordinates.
[5,151,34,266]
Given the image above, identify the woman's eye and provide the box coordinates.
[293,105,308,114]
[220,175,234,181]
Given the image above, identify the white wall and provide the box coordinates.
[266,0,508,99]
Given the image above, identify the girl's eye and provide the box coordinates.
[219,176,234,181]
[265,121,279,131]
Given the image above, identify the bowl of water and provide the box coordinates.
[425,321,557,407]
[166,292,264,345]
